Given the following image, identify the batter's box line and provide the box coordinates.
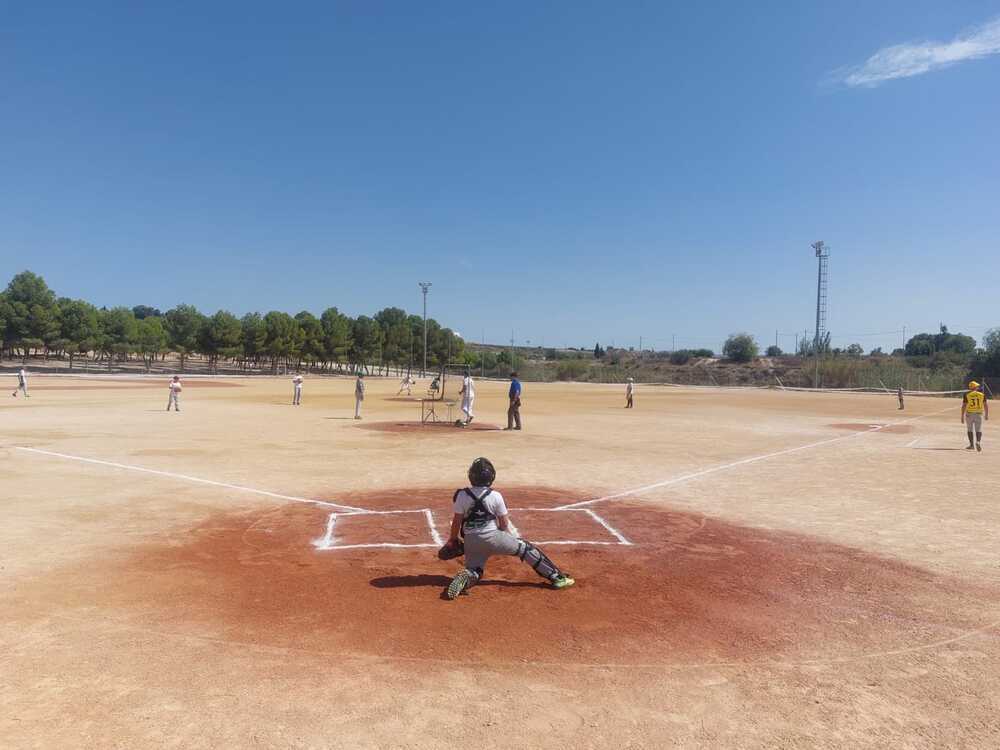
[313,507,631,551]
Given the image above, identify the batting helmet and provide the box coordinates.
[468,457,496,487]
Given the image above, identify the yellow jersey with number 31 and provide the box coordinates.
[965,391,985,414]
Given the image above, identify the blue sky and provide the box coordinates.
[2,2,998,353]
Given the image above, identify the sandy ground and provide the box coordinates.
[2,374,999,749]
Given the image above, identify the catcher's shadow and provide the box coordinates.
[370,574,552,593]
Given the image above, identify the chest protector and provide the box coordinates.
[457,487,494,531]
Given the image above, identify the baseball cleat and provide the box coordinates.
[446,569,475,600]
[551,574,575,590]
[966,445,975,450]
[977,443,982,452]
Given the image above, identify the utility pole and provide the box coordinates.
[639,335,643,352]
[902,325,907,352]
[510,329,515,372]
[671,333,675,352]
[419,282,432,377]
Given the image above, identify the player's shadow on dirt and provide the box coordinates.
[912,447,968,451]
[370,574,551,597]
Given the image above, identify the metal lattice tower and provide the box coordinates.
[811,241,829,349]
[419,282,432,376]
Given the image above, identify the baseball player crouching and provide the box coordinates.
[439,457,575,599]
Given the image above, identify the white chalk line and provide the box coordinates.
[316,540,623,550]
[13,446,366,513]
[554,405,954,510]
[314,514,338,550]
[583,508,632,545]
[423,509,444,546]
[315,506,630,550]
[323,542,440,550]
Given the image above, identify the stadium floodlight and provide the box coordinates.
[419,282,432,376]
[810,241,829,351]
[810,241,830,387]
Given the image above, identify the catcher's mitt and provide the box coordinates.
[437,538,465,560]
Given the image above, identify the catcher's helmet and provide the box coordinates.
[468,457,496,487]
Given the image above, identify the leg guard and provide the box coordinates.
[514,540,561,581]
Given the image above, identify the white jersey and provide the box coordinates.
[169,380,182,392]
[453,487,508,533]
[18,370,27,385]
[293,376,303,387]
[462,376,475,400]
[626,382,634,395]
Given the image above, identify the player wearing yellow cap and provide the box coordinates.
[961,381,989,452]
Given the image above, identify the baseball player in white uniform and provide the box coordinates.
[167,375,182,411]
[11,368,29,398]
[625,377,635,408]
[397,376,415,396]
[441,457,575,599]
[354,373,365,419]
[292,373,303,405]
[459,368,475,425]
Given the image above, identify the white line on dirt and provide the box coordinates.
[423,509,444,546]
[314,514,338,549]
[906,437,920,448]
[317,542,440,550]
[315,540,622,551]
[584,508,632,545]
[554,405,954,510]
[13,446,367,513]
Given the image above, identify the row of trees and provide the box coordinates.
[0,271,468,374]
[751,324,1000,380]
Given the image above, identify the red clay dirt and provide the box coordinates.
[48,486,999,669]
[829,422,913,434]
[359,420,504,433]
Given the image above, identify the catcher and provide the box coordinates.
[438,457,575,599]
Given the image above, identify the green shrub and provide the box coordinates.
[723,334,758,363]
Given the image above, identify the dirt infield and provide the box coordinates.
[359,420,505,434]
[3,376,1000,748]
[39,488,996,669]
[25,378,243,390]
[829,422,914,433]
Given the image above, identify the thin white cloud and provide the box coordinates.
[835,16,1000,87]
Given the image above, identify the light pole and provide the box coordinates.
[419,282,432,377]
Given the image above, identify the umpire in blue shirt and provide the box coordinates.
[505,372,522,430]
